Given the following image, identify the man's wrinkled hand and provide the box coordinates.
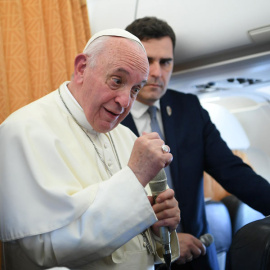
[175,233,206,264]
[150,189,180,236]
[128,132,173,187]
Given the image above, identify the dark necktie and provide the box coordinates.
[148,106,174,189]
[148,106,165,140]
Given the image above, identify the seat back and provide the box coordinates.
[226,216,270,270]
[205,200,232,270]
[222,195,265,235]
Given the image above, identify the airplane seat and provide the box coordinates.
[204,149,264,237]
[0,240,2,270]
[221,195,265,235]
[205,200,232,270]
[225,216,270,270]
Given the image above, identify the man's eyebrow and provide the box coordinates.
[160,57,173,62]
[147,57,173,62]
[115,68,130,75]
[114,68,147,85]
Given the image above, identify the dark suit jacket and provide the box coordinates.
[122,89,270,270]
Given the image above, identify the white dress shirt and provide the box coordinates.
[131,100,165,138]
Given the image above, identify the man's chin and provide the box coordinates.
[146,85,163,92]
[139,86,166,98]
[92,121,117,133]
[137,93,165,105]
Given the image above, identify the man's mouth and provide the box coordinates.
[104,108,122,117]
[146,81,163,88]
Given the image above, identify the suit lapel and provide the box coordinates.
[160,95,178,155]
[160,92,182,192]
[121,114,140,137]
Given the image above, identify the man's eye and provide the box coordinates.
[112,78,122,85]
[131,87,141,96]
[160,59,172,66]
[109,77,123,89]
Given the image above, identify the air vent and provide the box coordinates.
[248,25,270,43]
[195,78,263,93]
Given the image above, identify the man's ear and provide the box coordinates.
[73,53,88,83]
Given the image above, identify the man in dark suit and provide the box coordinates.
[123,16,270,270]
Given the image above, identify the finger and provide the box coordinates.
[176,254,193,265]
[189,245,203,259]
[201,243,206,256]
[161,144,170,153]
[155,189,175,203]
[154,214,180,229]
[175,258,186,264]
[163,153,173,167]
[153,199,179,221]
[190,237,207,256]
[153,200,178,215]
[153,204,177,218]
[175,248,201,265]
[153,204,179,218]
[142,131,162,140]
[186,240,205,259]
[186,255,193,262]
[153,208,180,231]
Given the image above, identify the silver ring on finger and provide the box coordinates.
[161,144,170,153]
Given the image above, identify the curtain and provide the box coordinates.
[0,0,91,124]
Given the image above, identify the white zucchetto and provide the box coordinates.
[83,28,146,53]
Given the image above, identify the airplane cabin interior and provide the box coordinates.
[1,0,270,269]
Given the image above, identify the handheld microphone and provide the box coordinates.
[199,233,214,247]
[149,169,171,269]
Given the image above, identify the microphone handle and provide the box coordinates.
[149,170,171,269]
[160,226,171,267]
[152,195,171,269]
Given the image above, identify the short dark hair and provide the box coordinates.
[125,16,176,50]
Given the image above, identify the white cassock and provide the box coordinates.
[0,82,180,270]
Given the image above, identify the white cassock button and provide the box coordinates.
[107,160,112,167]
[104,143,109,149]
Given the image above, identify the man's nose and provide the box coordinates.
[115,88,131,108]
[150,62,162,78]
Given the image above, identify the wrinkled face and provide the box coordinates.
[77,38,149,133]
[136,37,174,106]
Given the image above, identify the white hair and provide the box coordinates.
[83,35,145,68]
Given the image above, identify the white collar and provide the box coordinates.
[60,82,98,135]
[131,99,161,119]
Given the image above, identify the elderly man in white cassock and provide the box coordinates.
[0,29,180,269]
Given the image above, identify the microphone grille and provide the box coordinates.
[199,233,214,247]
[149,169,167,195]
[152,169,167,181]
